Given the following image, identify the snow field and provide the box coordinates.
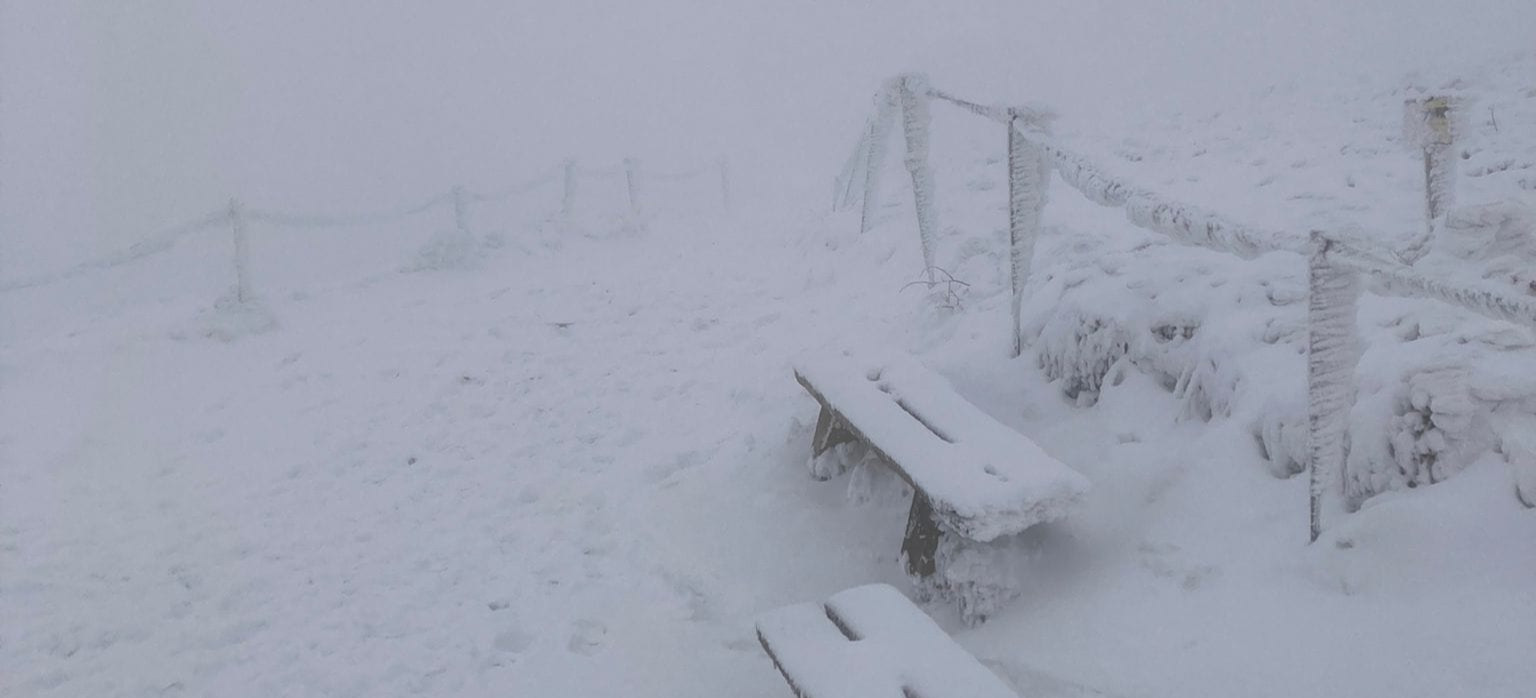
[4,51,1536,698]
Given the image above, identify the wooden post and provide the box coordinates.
[834,131,869,211]
[1306,231,1362,542]
[562,158,578,221]
[451,185,470,236]
[1421,97,1456,225]
[896,73,938,280]
[859,90,896,235]
[1404,96,1458,252]
[228,198,251,303]
[624,157,643,220]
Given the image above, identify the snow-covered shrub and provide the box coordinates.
[1036,308,1131,405]
[1340,308,1530,505]
[1013,211,1536,505]
[1255,395,1308,478]
[1349,360,1491,502]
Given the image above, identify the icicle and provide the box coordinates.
[228,198,252,303]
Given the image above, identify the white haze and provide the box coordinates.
[3,0,1533,270]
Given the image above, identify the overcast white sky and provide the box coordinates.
[3,0,1534,268]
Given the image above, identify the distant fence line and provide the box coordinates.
[838,73,1536,542]
[1,156,732,295]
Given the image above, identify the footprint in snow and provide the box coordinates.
[493,625,536,654]
[567,619,607,655]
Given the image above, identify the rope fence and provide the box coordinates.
[1,155,732,297]
[840,72,1536,542]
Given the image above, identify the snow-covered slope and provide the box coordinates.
[4,53,1535,698]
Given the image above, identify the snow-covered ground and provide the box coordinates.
[5,51,1536,698]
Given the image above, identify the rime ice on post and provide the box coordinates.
[859,86,898,235]
[228,198,252,303]
[1306,231,1362,542]
[624,157,643,223]
[896,73,938,279]
[834,128,869,211]
[200,196,276,339]
[451,185,473,242]
[1007,112,1050,356]
[1403,95,1460,256]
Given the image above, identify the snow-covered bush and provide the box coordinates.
[1012,217,1536,507]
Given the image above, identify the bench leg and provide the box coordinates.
[811,405,856,457]
[903,495,1051,625]
[809,405,860,481]
[900,491,943,585]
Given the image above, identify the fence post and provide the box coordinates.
[718,156,732,212]
[562,158,578,221]
[227,198,252,303]
[1404,96,1458,254]
[834,129,869,211]
[1007,111,1050,357]
[1306,231,1362,542]
[451,185,470,237]
[897,73,938,279]
[624,157,643,221]
[859,88,897,235]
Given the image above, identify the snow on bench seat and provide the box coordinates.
[794,349,1089,542]
[756,583,1018,698]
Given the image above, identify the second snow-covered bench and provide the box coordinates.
[794,350,1089,623]
[756,583,1019,698]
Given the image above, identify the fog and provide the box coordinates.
[3,0,1533,270]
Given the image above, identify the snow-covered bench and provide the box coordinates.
[794,350,1090,622]
[756,583,1018,698]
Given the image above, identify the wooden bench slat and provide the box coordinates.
[756,584,1018,698]
[794,350,1089,542]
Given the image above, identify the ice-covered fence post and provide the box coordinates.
[834,133,867,211]
[1007,111,1050,357]
[227,198,252,303]
[896,73,938,280]
[718,156,732,212]
[1403,96,1458,247]
[859,86,898,235]
[624,157,643,221]
[1307,231,1362,543]
[451,185,471,237]
[562,158,578,221]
